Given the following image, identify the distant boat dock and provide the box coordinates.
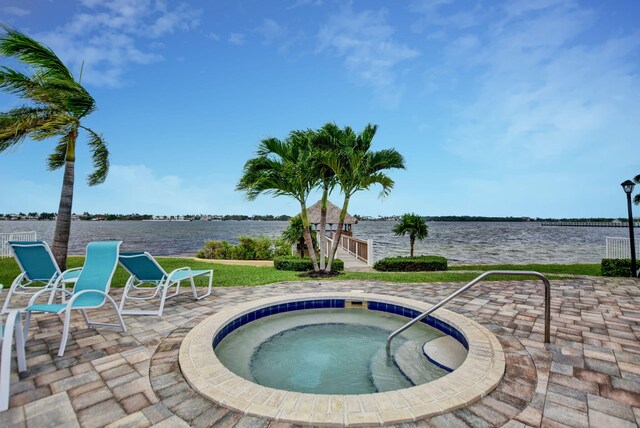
[541,221,640,228]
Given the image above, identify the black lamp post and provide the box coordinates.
[621,180,637,277]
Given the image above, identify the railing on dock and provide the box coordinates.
[0,231,37,258]
[326,234,374,266]
[606,237,639,259]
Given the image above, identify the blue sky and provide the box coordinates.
[0,0,639,217]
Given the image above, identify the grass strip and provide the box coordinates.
[0,257,578,288]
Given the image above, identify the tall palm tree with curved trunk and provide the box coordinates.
[310,125,340,271]
[323,123,405,271]
[237,131,321,271]
[393,213,429,257]
[0,26,108,270]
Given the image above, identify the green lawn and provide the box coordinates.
[0,257,586,289]
[449,263,601,276]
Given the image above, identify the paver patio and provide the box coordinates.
[1,276,639,427]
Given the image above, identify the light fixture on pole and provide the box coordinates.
[621,180,637,277]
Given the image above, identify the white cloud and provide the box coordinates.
[228,32,246,46]
[417,1,640,167]
[36,0,201,87]
[287,0,323,10]
[318,6,419,108]
[2,6,30,17]
[255,19,288,45]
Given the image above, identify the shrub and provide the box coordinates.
[374,256,448,272]
[197,235,290,260]
[197,240,237,259]
[274,256,344,272]
[601,258,635,277]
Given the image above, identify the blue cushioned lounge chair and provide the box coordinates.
[0,310,26,412]
[1,241,81,314]
[24,241,126,357]
[118,252,212,316]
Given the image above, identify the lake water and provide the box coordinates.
[0,220,627,264]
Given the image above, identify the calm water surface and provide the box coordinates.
[0,220,627,264]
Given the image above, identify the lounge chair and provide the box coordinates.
[1,241,81,314]
[0,310,26,411]
[24,241,126,357]
[118,252,212,316]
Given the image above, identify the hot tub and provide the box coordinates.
[180,292,504,426]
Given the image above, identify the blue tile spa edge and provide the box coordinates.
[212,298,469,359]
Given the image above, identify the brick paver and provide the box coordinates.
[0,276,638,427]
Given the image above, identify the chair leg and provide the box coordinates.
[107,295,127,333]
[0,311,23,412]
[23,311,31,343]
[192,271,213,300]
[58,310,72,357]
[14,312,26,372]
[157,286,170,317]
[80,310,91,328]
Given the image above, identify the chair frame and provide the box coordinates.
[119,252,212,317]
[0,310,26,412]
[2,242,81,315]
[24,242,126,357]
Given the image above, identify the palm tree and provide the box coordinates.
[0,26,108,270]
[634,174,640,205]
[323,124,405,270]
[393,213,428,257]
[309,125,340,271]
[237,131,321,271]
[281,215,317,258]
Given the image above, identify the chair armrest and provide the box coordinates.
[27,287,73,306]
[67,289,110,307]
[166,267,192,282]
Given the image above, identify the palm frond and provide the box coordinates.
[47,135,68,170]
[0,25,74,81]
[83,127,109,186]
[369,149,406,171]
[0,106,58,151]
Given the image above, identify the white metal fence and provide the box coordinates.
[0,231,38,258]
[606,236,639,259]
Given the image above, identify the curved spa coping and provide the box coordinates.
[179,292,505,426]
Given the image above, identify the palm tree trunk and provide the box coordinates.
[300,202,319,271]
[327,195,350,271]
[52,131,76,271]
[318,186,328,271]
[410,235,415,257]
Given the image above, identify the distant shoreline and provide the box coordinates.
[0,217,636,223]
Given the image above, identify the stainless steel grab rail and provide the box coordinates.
[385,270,551,357]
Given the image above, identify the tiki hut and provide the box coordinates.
[305,200,357,236]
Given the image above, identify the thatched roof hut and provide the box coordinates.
[304,200,357,235]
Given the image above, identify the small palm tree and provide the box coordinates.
[393,213,429,257]
[237,131,321,271]
[0,26,108,270]
[281,215,317,258]
[322,123,405,270]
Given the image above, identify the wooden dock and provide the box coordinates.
[541,222,640,228]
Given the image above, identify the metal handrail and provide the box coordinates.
[385,270,551,357]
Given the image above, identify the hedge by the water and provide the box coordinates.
[273,256,344,272]
[374,255,448,272]
[601,258,635,277]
